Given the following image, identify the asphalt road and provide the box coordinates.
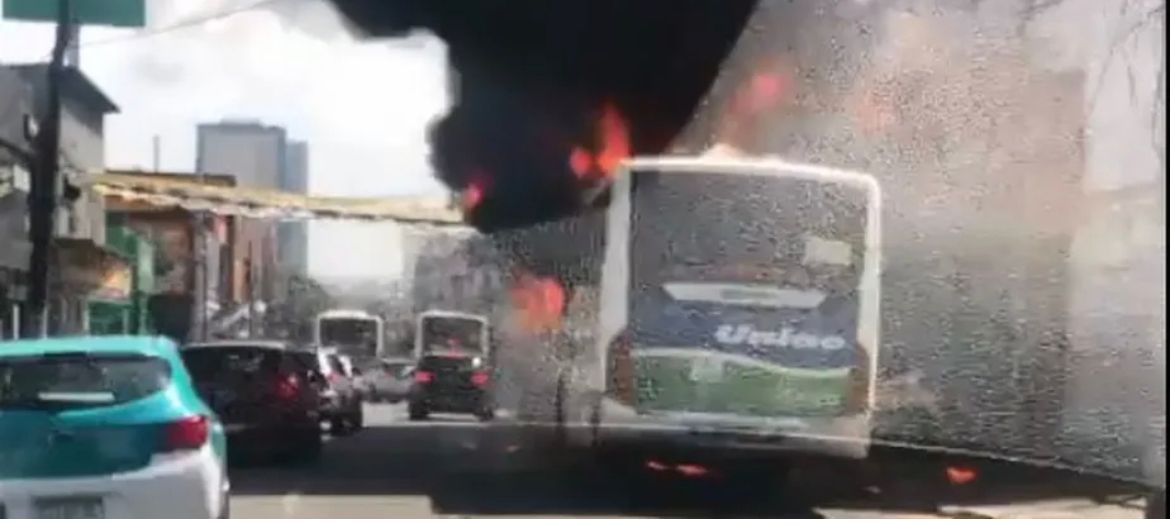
[229,403,1150,518]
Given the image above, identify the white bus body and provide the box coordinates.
[592,156,881,459]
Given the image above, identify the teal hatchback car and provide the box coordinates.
[0,336,230,518]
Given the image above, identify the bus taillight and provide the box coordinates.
[606,329,636,406]
[844,345,872,414]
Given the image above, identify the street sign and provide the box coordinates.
[3,0,145,27]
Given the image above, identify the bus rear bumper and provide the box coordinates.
[592,398,872,461]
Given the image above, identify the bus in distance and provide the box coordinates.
[314,309,385,365]
[592,156,881,460]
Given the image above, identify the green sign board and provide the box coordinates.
[3,0,145,28]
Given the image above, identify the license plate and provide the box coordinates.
[35,496,104,519]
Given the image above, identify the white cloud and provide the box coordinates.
[1,0,452,281]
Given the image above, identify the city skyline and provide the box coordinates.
[0,0,451,282]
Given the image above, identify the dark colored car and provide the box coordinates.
[180,340,323,462]
[312,348,364,435]
[407,353,495,421]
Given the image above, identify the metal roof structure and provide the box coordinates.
[92,171,464,225]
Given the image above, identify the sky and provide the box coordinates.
[0,0,452,282]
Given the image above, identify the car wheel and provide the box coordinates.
[475,404,496,422]
[330,415,350,436]
[408,403,429,421]
[350,405,365,431]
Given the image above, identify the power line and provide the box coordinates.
[76,0,294,50]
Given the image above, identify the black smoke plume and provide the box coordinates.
[328,0,757,232]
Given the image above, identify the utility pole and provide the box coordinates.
[24,0,71,337]
[151,135,160,172]
[245,246,256,338]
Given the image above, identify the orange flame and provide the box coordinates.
[739,71,789,115]
[569,146,593,178]
[594,103,630,175]
[718,56,795,148]
[568,102,631,181]
[461,169,489,211]
[510,272,566,333]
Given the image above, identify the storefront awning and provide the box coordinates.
[92,172,464,225]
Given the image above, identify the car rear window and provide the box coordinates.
[286,352,318,375]
[383,362,409,376]
[180,345,282,382]
[0,352,171,410]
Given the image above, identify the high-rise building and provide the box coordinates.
[196,121,287,188]
[278,141,310,275]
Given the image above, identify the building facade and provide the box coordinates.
[0,66,33,338]
[8,64,125,336]
[195,121,286,329]
[102,171,237,343]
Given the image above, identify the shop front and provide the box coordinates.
[52,238,133,335]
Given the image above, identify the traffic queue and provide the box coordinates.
[0,335,367,518]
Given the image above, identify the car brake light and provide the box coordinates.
[470,370,490,387]
[675,464,711,478]
[161,415,209,452]
[275,373,301,401]
[414,370,435,383]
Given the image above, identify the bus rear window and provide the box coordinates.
[0,353,171,410]
[420,317,484,354]
[630,171,868,295]
[319,319,379,358]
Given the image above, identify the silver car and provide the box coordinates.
[364,359,416,403]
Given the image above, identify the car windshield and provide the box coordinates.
[0,0,1162,518]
